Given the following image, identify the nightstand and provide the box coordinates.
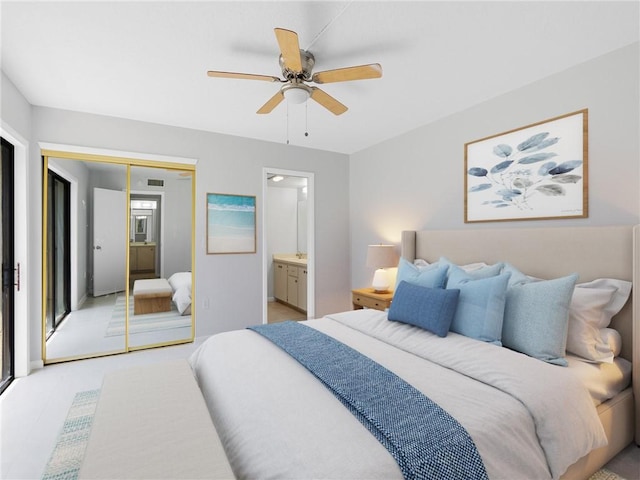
[352,288,393,311]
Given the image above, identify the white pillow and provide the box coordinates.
[414,258,488,272]
[601,328,622,358]
[168,271,191,292]
[566,278,631,363]
[172,284,192,315]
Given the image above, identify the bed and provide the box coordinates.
[189,225,639,480]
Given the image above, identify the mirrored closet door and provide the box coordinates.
[128,165,193,350]
[42,153,195,364]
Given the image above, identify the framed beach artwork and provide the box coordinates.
[206,193,256,254]
[464,109,588,223]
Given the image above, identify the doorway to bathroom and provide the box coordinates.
[263,168,314,324]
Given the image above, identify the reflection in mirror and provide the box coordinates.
[128,166,193,349]
[45,157,127,361]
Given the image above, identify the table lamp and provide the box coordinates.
[366,244,398,293]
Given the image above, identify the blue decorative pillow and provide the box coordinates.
[388,281,460,337]
[395,257,448,290]
[502,269,578,366]
[446,267,511,345]
[440,257,504,280]
[502,262,533,287]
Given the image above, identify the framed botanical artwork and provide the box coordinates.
[206,193,256,254]
[464,109,588,223]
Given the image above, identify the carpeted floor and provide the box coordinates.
[105,295,191,336]
[42,389,629,480]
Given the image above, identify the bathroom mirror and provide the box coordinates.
[42,152,195,363]
[135,216,147,235]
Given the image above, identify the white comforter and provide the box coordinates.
[189,309,607,480]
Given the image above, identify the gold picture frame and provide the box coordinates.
[464,109,588,223]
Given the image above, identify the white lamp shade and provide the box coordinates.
[366,245,398,269]
[366,245,398,292]
[284,87,310,104]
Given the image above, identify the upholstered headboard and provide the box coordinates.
[401,225,639,442]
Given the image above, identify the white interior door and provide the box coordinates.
[93,187,126,296]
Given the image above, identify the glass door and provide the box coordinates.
[1,138,15,395]
[45,170,71,337]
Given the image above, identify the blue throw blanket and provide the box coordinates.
[248,321,488,480]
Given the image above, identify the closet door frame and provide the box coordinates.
[41,146,196,364]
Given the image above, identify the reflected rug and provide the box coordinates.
[41,390,628,480]
[105,295,191,336]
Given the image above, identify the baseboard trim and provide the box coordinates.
[30,359,44,372]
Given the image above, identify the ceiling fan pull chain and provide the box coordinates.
[286,101,290,145]
[305,101,309,138]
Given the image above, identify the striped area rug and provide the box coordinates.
[42,390,629,480]
[105,295,191,336]
[41,389,100,480]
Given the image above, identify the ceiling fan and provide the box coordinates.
[206,28,382,116]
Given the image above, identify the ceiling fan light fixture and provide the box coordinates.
[206,27,382,116]
[283,85,310,104]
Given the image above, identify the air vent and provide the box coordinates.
[147,179,164,187]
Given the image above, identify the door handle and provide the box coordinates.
[2,263,20,291]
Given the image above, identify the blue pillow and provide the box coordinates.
[502,262,532,287]
[395,257,448,290]
[446,267,510,345]
[388,281,460,337]
[502,270,578,366]
[440,257,504,280]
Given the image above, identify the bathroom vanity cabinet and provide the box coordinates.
[273,258,307,313]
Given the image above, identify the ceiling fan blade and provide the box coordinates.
[310,87,348,116]
[274,28,302,73]
[312,63,382,84]
[257,90,285,114]
[207,70,281,82]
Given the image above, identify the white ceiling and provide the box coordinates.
[1,1,638,155]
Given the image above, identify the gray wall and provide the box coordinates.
[350,43,640,288]
[1,72,34,374]
[3,42,638,369]
[160,177,192,278]
[1,72,31,136]
[22,106,350,364]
